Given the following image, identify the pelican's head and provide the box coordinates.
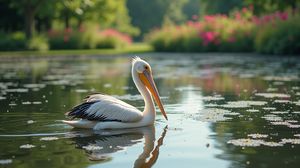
[132,57,168,120]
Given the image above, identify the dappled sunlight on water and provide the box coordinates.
[0,53,299,167]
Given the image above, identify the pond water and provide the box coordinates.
[0,53,299,168]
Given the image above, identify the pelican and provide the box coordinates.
[63,57,168,130]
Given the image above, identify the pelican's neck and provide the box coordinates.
[132,70,155,121]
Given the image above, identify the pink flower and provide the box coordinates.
[220,14,228,19]
[204,15,215,22]
[187,21,194,26]
[175,26,181,30]
[187,21,202,29]
[192,15,198,20]
[249,4,254,11]
[64,27,72,33]
[101,29,119,36]
[227,36,236,43]
[64,35,69,43]
[235,12,241,20]
[79,26,85,32]
[242,7,248,13]
[100,29,132,44]
[213,39,220,45]
[263,15,272,23]
[47,29,57,37]
[252,16,260,25]
[200,31,217,46]
[279,12,288,20]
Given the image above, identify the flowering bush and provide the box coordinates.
[0,27,132,51]
[97,29,132,49]
[48,25,132,50]
[48,28,81,49]
[146,25,201,52]
[146,9,254,52]
[146,7,299,55]
[254,11,300,55]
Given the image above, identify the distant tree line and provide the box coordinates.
[0,0,298,40]
[0,0,138,39]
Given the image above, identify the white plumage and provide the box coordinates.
[84,94,143,122]
[63,57,168,130]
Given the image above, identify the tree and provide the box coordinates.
[127,0,199,39]
[127,0,168,38]
[53,0,139,35]
[244,0,300,15]
[8,0,55,38]
[0,1,23,32]
[183,0,200,20]
[200,0,243,16]
[163,0,188,26]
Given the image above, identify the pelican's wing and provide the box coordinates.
[66,94,143,122]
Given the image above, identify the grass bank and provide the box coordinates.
[0,43,152,57]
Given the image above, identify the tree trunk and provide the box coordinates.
[77,19,83,29]
[23,0,45,38]
[65,11,70,29]
[25,4,35,39]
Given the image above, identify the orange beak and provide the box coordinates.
[139,70,168,120]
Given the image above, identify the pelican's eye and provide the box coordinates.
[145,66,148,70]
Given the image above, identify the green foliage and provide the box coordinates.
[244,0,300,15]
[163,0,188,25]
[79,24,130,49]
[146,14,254,52]
[27,35,49,51]
[146,26,202,52]
[3,0,138,39]
[0,31,26,51]
[255,14,300,55]
[48,25,131,50]
[109,0,140,36]
[53,0,139,36]
[147,8,300,55]
[0,32,49,51]
[200,0,243,15]
[127,0,199,39]
[48,29,81,50]
[96,36,129,49]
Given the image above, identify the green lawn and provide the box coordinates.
[0,43,153,57]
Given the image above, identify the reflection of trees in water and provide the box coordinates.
[71,125,168,167]
[165,72,268,96]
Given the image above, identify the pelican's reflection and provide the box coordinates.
[69,125,168,167]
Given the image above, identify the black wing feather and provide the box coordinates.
[65,100,122,122]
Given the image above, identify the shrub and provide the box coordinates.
[48,28,81,50]
[147,25,201,52]
[97,29,131,49]
[48,26,131,50]
[147,8,299,55]
[0,31,26,51]
[146,12,254,52]
[0,25,132,51]
[27,35,49,51]
[254,12,300,55]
